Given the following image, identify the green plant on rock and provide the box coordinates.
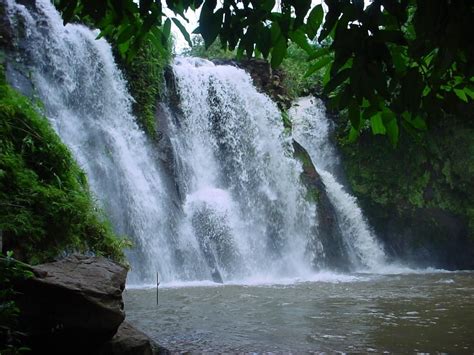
[119,37,171,138]
[0,67,127,264]
[339,119,474,238]
[0,251,33,354]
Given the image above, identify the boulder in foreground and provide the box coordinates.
[17,254,128,353]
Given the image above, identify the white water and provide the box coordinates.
[5,0,177,284]
[167,57,317,281]
[6,0,389,285]
[290,97,386,270]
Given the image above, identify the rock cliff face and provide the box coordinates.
[337,120,474,270]
[15,255,162,354]
[212,58,292,110]
[229,57,474,270]
[292,141,350,271]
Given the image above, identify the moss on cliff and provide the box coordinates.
[119,39,171,139]
[338,119,474,240]
[0,67,126,264]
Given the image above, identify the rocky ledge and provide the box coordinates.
[15,254,165,354]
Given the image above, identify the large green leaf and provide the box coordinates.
[305,5,323,40]
[307,47,330,61]
[305,56,332,77]
[382,110,399,146]
[163,18,172,39]
[323,68,351,93]
[348,101,361,130]
[453,88,468,103]
[370,113,386,135]
[257,26,272,58]
[172,18,193,47]
[271,35,287,68]
[198,0,223,48]
[289,29,312,54]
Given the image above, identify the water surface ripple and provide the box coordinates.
[125,272,474,353]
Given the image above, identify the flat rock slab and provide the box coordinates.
[17,254,128,353]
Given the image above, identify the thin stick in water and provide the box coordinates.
[156,271,159,306]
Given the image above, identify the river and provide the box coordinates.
[125,271,474,353]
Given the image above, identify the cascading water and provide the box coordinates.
[165,58,318,282]
[4,0,179,284]
[290,97,386,270]
[5,0,387,285]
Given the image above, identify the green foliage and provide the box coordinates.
[0,68,127,264]
[120,37,171,138]
[339,119,474,237]
[185,39,323,100]
[54,0,474,145]
[183,36,235,60]
[319,0,474,146]
[53,0,178,61]
[0,252,33,354]
[281,44,325,98]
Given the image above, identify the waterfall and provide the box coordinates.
[165,58,318,281]
[290,97,386,270]
[4,0,178,284]
[5,0,387,284]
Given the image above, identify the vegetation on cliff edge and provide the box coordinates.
[118,37,172,139]
[338,118,474,240]
[0,67,127,264]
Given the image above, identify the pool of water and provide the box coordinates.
[124,271,474,353]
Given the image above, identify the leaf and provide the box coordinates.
[293,0,312,27]
[271,35,287,68]
[305,56,332,77]
[139,0,152,15]
[257,26,272,58]
[305,5,323,40]
[348,101,360,129]
[163,18,171,39]
[348,126,359,142]
[464,86,474,100]
[262,0,275,12]
[453,88,468,103]
[370,113,386,135]
[374,30,406,45]
[318,7,339,42]
[172,18,192,47]
[307,47,330,61]
[402,111,427,131]
[382,110,398,146]
[61,0,79,24]
[289,29,312,54]
[116,24,134,45]
[199,1,223,47]
[391,47,407,74]
[323,68,351,93]
[270,21,282,43]
[118,40,131,58]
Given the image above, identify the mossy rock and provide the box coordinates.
[0,66,126,264]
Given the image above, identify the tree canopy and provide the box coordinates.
[54,0,474,145]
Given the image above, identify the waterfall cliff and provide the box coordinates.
[5,0,386,285]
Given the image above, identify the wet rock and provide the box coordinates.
[293,139,350,271]
[16,254,128,353]
[101,321,167,355]
[211,58,292,110]
[0,0,14,50]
